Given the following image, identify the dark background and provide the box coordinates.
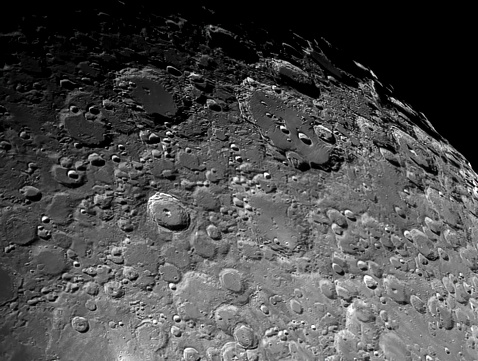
[219,4,476,170]
[2,2,475,169]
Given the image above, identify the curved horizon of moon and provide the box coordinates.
[0,4,477,361]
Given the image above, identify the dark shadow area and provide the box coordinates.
[1,2,474,169]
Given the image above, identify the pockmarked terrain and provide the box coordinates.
[1,4,478,361]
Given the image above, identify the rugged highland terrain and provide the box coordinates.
[1,3,478,361]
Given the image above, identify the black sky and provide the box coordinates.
[176,2,476,169]
[273,7,476,170]
[2,2,475,169]
[227,4,476,170]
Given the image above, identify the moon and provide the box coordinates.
[0,2,476,361]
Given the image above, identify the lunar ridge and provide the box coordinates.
[1,3,478,361]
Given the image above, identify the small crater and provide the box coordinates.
[160,264,182,283]
[233,324,256,349]
[52,165,86,187]
[206,224,221,240]
[219,269,243,293]
[298,132,312,145]
[135,322,169,352]
[84,282,100,296]
[279,125,290,135]
[166,65,182,77]
[410,295,426,313]
[215,305,240,334]
[289,299,303,314]
[122,266,139,281]
[147,193,190,231]
[383,276,409,304]
[3,213,37,246]
[192,233,216,259]
[319,279,337,299]
[183,347,200,361]
[71,316,89,333]
[104,281,124,299]
[363,275,378,289]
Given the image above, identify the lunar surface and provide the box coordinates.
[1,3,477,361]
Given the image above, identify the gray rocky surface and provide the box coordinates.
[0,3,477,361]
